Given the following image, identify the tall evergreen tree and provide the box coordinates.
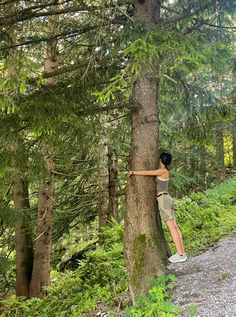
[124,0,167,302]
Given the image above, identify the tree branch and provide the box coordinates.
[0,0,130,27]
[204,22,236,30]
[161,0,216,25]
[1,23,106,50]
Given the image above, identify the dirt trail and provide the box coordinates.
[168,236,236,317]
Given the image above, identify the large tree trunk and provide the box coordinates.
[29,11,58,298]
[124,0,167,302]
[12,140,33,298]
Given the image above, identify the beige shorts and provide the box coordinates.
[156,194,176,222]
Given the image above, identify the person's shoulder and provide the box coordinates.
[164,169,170,178]
[156,168,167,177]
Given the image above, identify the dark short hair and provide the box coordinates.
[159,152,172,170]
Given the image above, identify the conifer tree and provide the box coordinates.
[29,10,58,298]
[5,2,33,298]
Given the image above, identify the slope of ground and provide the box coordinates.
[168,236,236,317]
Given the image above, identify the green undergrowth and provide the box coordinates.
[1,177,236,316]
[125,275,182,317]
[173,176,236,255]
[1,222,127,317]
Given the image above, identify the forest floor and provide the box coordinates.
[168,235,236,317]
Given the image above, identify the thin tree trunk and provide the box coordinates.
[124,0,167,302]
[232,60,236,169]
[190,144,196,173]
[198,144,207,189]
[233,120,236,169]
[98,115,110,234]
[12,140,33,298]
[98,117,119,236]
[29,11,58,298]
[215,122,225,179]
[108,149,119,221]
[29,139,55,298]
[198,145,206,175]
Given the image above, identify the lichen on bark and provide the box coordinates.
[131,234,147,287]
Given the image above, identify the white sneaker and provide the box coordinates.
[168,253,187,263]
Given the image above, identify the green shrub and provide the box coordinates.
[1,221,128,317]
[125,275,181,317]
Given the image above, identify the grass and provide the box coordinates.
[174,176,236,255]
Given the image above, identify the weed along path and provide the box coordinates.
[168,235,236,317]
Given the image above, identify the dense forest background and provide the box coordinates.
[0,0,235,316]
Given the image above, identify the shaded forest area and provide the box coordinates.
[0,0,235,316]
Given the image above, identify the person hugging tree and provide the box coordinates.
[128,152,187,263]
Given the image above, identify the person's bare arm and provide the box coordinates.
[128,169,164,177]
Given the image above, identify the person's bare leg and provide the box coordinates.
[173,219,185,253]
[166,219,184,255]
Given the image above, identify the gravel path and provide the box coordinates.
[168,236,236,317]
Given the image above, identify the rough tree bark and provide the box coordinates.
[12,140,33,298]
[108,149,119,221]
[98,116,110,233]
[29,138,55,297]
[124,0,168,303]
[99,148,119,242]
[6,2,33,298]
[29,11,58,298]
[98,116,119,236]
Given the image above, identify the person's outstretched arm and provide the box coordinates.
[128,169,164,177]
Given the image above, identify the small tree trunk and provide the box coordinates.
[198,145,206,174]
[232,60,236,169]
[215,122,225,179]
[12,140,33,298]
[198,145,207,189]
[124,1,167,302]
[233,120,236,169]
[29,139,55,298]
[108,149,119,221]
[190,144,196,173]
[98,118,110,233]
